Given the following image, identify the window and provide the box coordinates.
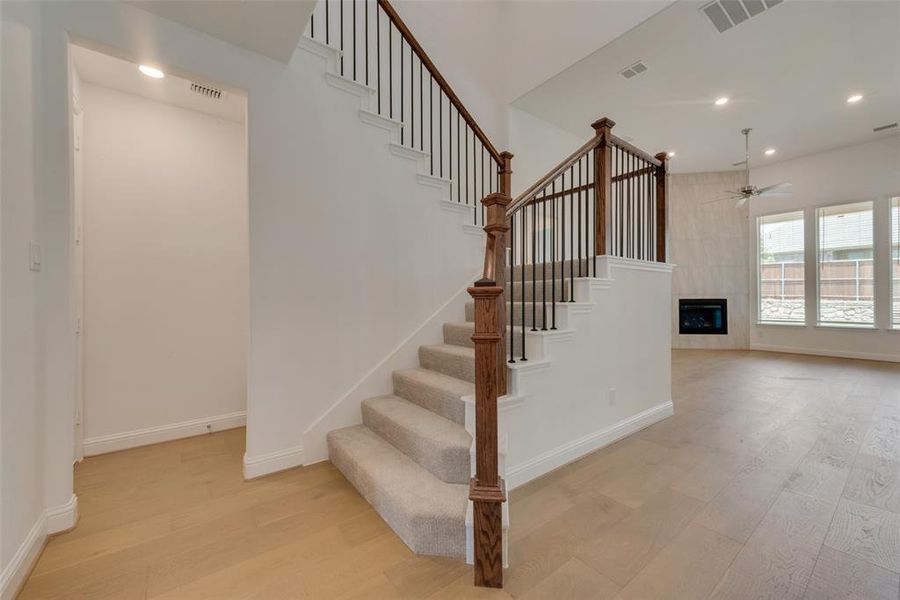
[817,201,874,326]
[893,197,899,328]
[758,211,805,323]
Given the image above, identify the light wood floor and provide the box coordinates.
[20,350,900,599]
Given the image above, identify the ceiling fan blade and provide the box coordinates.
[757,182,792,194]
[735,197,748,208]
[759,191,793,198]
[732,160,748,167]
[703,193,744,205]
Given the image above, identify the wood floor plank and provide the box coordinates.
[517,558,619,600]
[710,490,837,600]
[824,498,900,573]
[801,545,900,600]
[842,452,900,514]
[615,521,742,600]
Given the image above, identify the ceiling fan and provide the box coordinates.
[708,128,792,207]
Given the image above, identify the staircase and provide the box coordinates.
[301,0,672,589]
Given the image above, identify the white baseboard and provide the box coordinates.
[1,494,81,600]
[83,411,246,456]
[751,343,900,364]
[505,401,674,490]
[243,445,305,480]
[46,494,78,534]
[0,515,45,600]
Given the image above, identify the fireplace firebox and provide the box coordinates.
[679,299,728,335]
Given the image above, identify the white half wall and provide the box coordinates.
[78,82,248,453]
[750,136,900,362]
[669,171,750,349]
[498,258,673,489]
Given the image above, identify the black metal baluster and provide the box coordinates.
[520,213,527,360]
[409,43,413,147]
[352,0,356,80]
[465,126,469,206]
[400,38,404,144]
[531,200,537,332]
[340,0,344,75]
[449,104,453,200]
[541,191,547,330]
[419,60,423,151]
[310,14,314,39]
[388,21,392,118]
[509,217,516,363]
[325,0,329,43]
[364,0,368,85]
[376,4,380,113]
[577,159,583,277]
[457,112,461,203]
[551,179,557,329]
[429,74,433,175]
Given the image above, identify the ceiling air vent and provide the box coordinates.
[619,61,648,80]
[873,122,898,133]
[189,81,224,100]
[701,0,782,34]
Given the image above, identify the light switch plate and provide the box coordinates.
[29,241,41,271]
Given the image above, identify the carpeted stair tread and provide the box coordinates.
[418,344,476,383]
[392,368,471,425]
[327,425,468,557]
[362,395,471,484]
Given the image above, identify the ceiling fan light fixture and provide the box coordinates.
[846,94,863,104]
[764,148,776,156]
[667,151,676,158]
[715,96,729,106]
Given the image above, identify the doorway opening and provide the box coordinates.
[70,44,249,461]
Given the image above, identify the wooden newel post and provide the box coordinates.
[591,118,615,257]
[470,189,510,589]
[496,152,513,396]
[654,152,669,263]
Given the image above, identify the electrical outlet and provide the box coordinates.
[206,423,212,434]
[608,388,617,406]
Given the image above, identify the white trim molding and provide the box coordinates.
[46,494,79,534]
[750,343,900,364]
[0,515,45,600]
[83,411,246,456]
[243,445,305,480]
[1,494,80,600]
[505,401,674,490]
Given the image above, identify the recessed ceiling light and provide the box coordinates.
[667,151,676,158]
[715,97,729,106]
[764,148,776,156]
[138,65,165,79]
[846,94,863,104]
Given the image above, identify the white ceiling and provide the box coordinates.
[129,0,315,63]
[512,0,900,173]
[72,44,247,123]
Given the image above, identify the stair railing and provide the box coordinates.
[469,117,669,588]
[306,0,510,229]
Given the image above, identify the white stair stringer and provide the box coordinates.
[296,35,482,237]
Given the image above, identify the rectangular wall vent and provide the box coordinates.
[874,122,898,132]
[189,82,224,100]
[701,0,782,34]
[619,61,648,80]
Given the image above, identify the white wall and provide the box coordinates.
[79,83,248,452]
[669,171,750,349]
[1,2,45,591]
[22,0,496,504]
[502,0,674,103]
[507,106,588,196]
[749,136,900,362]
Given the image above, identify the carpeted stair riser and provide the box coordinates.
[506,258,598,282]
[362,395,470,484]
[327,426,468,557]
[392,368,470,425]
[418,344,476,383]
[466,300,567,329]
[507,278,571,303]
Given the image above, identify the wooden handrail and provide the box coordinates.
[610,134,662,167]
[506,135,602,216]
[377,0,503,165]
